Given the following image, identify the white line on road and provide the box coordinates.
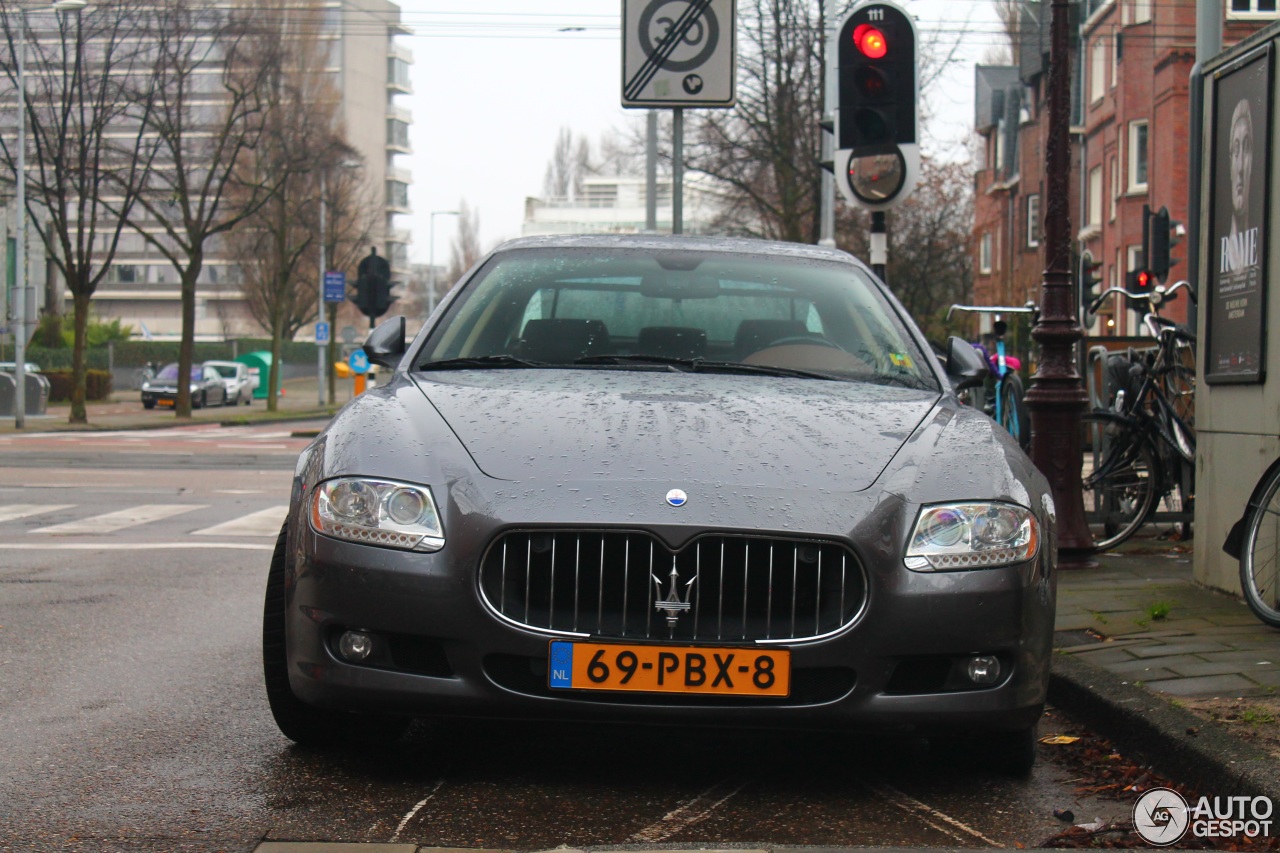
[192,506,288,537]
[390,779,446,842]
[31,504,206,535]
[5,542,274,550]
[628,777,753,843]
[860,780,1000,846]
[0,504,74,523]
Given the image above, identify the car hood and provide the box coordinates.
[410,370,939,492]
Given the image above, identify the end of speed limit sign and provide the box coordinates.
[622,0,736,108]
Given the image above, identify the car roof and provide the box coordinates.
[203,360,242,368]
[490,234,864,266]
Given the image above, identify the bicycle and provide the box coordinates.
[1079,280,1197,551]
[947,303,1036,451]
[1228,462,1280,627]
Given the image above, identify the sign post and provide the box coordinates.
[323,271,346,303]
[622,0,736,233]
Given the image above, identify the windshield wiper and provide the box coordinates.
[417,355,545,370]
[577,354,839,381]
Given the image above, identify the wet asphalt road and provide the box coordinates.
[0,434,1135,852]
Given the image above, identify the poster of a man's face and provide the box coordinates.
[1207,46,1271,385]
[1230,98,1254,238]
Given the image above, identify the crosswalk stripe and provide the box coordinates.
[192,506,288,537]
[32,504,206,535]
[0,504,75,523]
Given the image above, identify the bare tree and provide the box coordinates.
[115,0,278,419]
[229,0,349,412]
[687,0,825,243]
[445,201,484,285]
[0,2,159,423]
[837,158,974,340]
[542,127,593,199]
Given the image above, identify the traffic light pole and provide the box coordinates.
[1026,0,1095,563]
[870,211,887,282]
[317,173,327,407]
[672,108,684,235]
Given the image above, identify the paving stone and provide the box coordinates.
[254,840,419,845]
[1166,660,1252,677]
[1128,642,1234,658]
[1143,673,1258,696]
[1103,662,1180,681]
[1197,650,1280,665]
[1061,647,1143,665]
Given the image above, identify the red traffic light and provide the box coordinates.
[1136,270,1151,289]
[853,24,888,59]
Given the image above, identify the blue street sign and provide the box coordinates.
[348,348,370,374]
[323,271,346,303]
[315,322,330,345]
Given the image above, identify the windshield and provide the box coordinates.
[157,364,200,382]
[210,365,239,379]
[415,247,937,389]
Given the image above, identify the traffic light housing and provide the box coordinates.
[1145,204,1182,283]
[351,272,396,326]
[830,1,919,210]
[1079,249,1104,308]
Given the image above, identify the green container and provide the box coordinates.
[236,351,273,399]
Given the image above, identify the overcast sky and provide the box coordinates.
[397,1,1006,265]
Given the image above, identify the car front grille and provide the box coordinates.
[479,530,867,642]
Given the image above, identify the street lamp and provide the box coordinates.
[427,210,459,315]
[13,0,87,428]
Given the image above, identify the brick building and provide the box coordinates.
[973,0,1270,336]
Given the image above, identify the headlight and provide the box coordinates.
[904,502,1038,571]
[141,382,150,390]
[310,477,444,552]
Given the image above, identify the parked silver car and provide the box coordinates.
[204,360,254,406]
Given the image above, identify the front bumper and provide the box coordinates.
[283,526,1055,734]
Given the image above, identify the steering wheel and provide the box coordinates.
[764,335,844,351]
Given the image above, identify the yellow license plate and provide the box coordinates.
[157,399,174,407]
[549,641,790,697]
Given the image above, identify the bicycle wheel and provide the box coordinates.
[1240,465,1280,627]
[1079,412,1159,551]
[998,373,1030,451]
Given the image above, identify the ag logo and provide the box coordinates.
[1133,787,1190,845]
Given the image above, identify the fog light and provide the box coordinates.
[338,630,374,662]
[966,655,1001,685]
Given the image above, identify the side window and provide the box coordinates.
[805,304,825,335]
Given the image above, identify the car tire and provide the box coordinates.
[193,392,204,410]
[143,401,155,410]
[263,524,410,748]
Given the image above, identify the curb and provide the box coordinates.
[1049,651,1280,801]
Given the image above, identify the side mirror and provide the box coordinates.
[364,316,406,368]
[945,335,988,391]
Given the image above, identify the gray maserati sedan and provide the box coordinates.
[263,235,1056,773]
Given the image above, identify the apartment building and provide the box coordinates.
[523,175,721,237]
[972,0,1271,336]
[2,0,413,342]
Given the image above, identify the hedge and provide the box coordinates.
[17,339,316,371]
[40,369,113,402]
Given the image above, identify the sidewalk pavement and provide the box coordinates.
[1050,537,1280,802]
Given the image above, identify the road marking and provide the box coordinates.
[31,504,205,535]
[391,779,446,842]
[214,489,265,495]
[0,504,75,523]
[5,542,273,551]
[192,506,288,537]
[860,780,1000,846]
[628,777,752,842]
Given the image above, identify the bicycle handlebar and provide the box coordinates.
[1086,280,1199,316]
[946,302,1038,321]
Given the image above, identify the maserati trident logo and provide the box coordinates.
[666,488,688,507]
[653,565,696,636]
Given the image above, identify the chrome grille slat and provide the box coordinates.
[480,531,866,642]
